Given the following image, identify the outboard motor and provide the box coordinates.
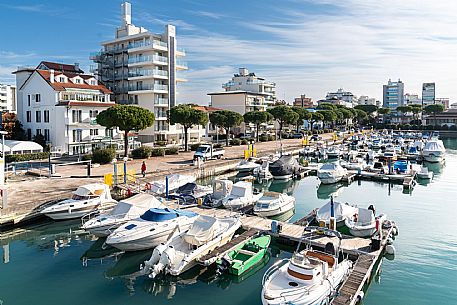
[150,246,176,278]
[144,243,167,269]
[368,204,376,216]
[324,242,336,256]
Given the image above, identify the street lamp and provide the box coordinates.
[0,131,7,187]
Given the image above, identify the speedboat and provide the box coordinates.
[365,161,388,174]
[270,155,305,180]
[168,182,212,205]
[40,183,116,220]
[81,193,165,237]
[253,192,295,218]
[222,181,263,210]
[143,215,242,277]
[344,206,387,237]
[316,199,358,228]
[317,163,347,184]
[326,146,341,158]
[262,227,353,305]
[236,159,261,173]
[148,174,196,195]
[417,166,433,180]
[423,140,446,162]
[253,160,273,180]
[203,179,234,207]
[106,208,198,251]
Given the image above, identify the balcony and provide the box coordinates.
[128,55,168,65]
[155,112,168,120]
[128,40,168,51]
[176,48,186,56]
[154,98,168,105]
[176,60,188,69]
[128,69,168,78]
[128,83,168,93]
[222,81,235,88]
[247,80,276,86]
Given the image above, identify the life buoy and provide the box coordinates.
[145,182,151,190]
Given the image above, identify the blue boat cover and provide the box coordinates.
[140,207,198,222]
[394,160,408,172]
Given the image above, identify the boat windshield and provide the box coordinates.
[71,194,90,200]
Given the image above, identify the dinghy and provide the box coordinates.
[344,206,386,237]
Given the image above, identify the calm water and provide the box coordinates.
[1,139,457,305]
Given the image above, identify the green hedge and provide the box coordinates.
[230,138,241,146]
[155,140,167,147]
[6,152,49,163]
[92,148,115,164]
[241,139,249,145]
[214,143,223,149]
[81,154,92,161]
[131,146,152,159]
[151,148,165,157]
[165,147,179,155]
[259,135,268,142]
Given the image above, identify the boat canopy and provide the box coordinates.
[184,215,220,246]
[231,181,252,197]
[319,163,339,171]
[424,140,445,151]
[317,201,357,222]
[73,183,109,197]
[140,207,197,222]
[111,194,164,217]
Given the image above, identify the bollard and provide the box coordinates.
[87,161,91,177]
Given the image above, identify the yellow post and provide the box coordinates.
[253,148,257,157]
[104,173,113,187]
[244,150,249,159]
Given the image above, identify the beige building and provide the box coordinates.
[208,91,267,115]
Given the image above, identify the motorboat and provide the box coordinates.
[148,174,196,195]
[316,199,358,228]
[326,146,341,158]
[40,183,116,220]
[253,160,273,180]
[423,139,446,162]
[365,161,388,174]
[222,181,263,210]
[253,192,295,218]
[371,139,382,150]
[236,159,261,173]
[203,179,233,207]
[407,146,420,157]
[417,166,433,179]
[106,208,199,251]
[81,193,165,237]
[317,163,347,184]
[168,182,212,205]
[269,155,305,180]
[261,227,353,305]
[344,206,387,237]
[143,215,242,278]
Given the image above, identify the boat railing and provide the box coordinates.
[262,258,288,285]
[81,211,100,225]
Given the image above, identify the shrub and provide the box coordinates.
[214,143,223,149]
[267,135,275,141]
[5,152,49,163]
[151,148,165,157]
[92,148,115,164]
[155,140,167,147]
[81,154,92,161]
[241,139,249,145]
[165,146,179,155]
[190,143,201,151]
[230,138,241,146]
[131,146,152,159]
[259,135,268,142]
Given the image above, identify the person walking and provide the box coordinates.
[141,161,147,177]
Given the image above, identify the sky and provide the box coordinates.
[1,0,457,104]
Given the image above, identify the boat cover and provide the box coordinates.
[110,194,164,218]
[140,207,197,222]
[230,181,252,197]
[176,182,197,195]
[424,140,445,152]
[270,155,301,176]
[149,174,196,194]
[73,183,109,197]
[319,163,340,171]
[317,201,357,222]
[357,208,375,224]
[183,215,220,246]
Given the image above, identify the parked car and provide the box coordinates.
[292,133,304,139]
[193,144,225,160]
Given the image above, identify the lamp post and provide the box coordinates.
[0,131,7,186]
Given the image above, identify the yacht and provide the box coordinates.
[417,165,434,179]
[253,192,295,218]
[143,215,242,278]
[81,193,165,237]
[317,163,347,184]
[222,181,263,210]
[106,208,198,251]
[262,227,352,305]
[423,139,446,162]
[40,183,116,220]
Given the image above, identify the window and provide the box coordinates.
[44,110,50,123]
[44,129,50,141]
[105,128,113,138]
[89,110,98,118]
[74,78,81,84]
[90,80,96,85]
[26,111,32,122]
[72,130,82,142]
[90,129,99,136]
[59,77,65,82]
[27,129,32,140]
[36,129,41,136]
[72,110,82,123]
[35,94,40,103]
[28,95,31,106]
[35,111,41,123]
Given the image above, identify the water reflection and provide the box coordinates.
[81,237,122,265]
[316,182,345,199]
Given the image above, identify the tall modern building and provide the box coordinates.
[222,68,276,105]
[0,84,16,112]
[383,79,404,109]
[91,2,187,143]
[422,83,435,107]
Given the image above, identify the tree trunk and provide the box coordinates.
[123,130,129,157]
[278,122,283,140]
[256,123,260,142]
[226,127,229,146]
[310,120,314,131]
[184,126,188,152]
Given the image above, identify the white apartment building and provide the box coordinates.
[358,95,380,107]
[14,61,120,155]
[91,2,187,144]
[326,88,356,107]
[222,68,276,105]
[0,84,16,112]
[208,91,267,115]
[404,93,422,106]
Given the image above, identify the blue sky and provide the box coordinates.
[1,0,457,104]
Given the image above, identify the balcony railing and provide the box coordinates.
[222,81,235,88]
[128,55,168,64]
[128,69,168,78]
[128,84,168,91]
[153,40,168,48]
[128,40,168,49]
[247,80,276,86]
[154,98,168,105]
[176,60,188,68]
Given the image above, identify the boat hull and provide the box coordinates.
[254,201,295,218]
[43,206,99,220]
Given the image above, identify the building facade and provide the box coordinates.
[422,83,435,107]
[358,95,380,107]
[293,94,314,108]
[222,68,276,105]
[424,109,457,127]
[14,61,121,155]
[404,93,422,105]
[435,98,449,109]
[383,79,404,109]
[0,84,16,112]
[325,88,356,107]
[91,2,187,143]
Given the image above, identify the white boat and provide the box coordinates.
[316,199,358,228]
[143,215,242,277]
[81,193,165,237]
[317,163,347,184]
[253,160,273,180]
[204,179,234,207]
[106,208,199,251]
[40,183,116,220]
[236,159,261,173]
[344,207,386,237]
[222,181,263,210]
[262,227,353,305]
[254,192,295,218]
[169,182,213,205]
[148,174,196,195]
[326,146,341,158]
[417,166,433,179]
[423,140,445,163]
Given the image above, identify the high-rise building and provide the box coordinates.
[91,2,187,143]
[383,79,404,109]
[0,84,16,112]
[293,94,314,108]
[422,83,435,107]
[404,93,422,105]
[222,68,276,105]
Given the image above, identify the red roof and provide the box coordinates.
[38,61,84,73]
[192,105,222,113]
[36,70,112,94]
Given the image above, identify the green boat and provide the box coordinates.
[217,235,271,276]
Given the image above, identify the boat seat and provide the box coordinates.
[238,249,256,256]
[306,251,335,268]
